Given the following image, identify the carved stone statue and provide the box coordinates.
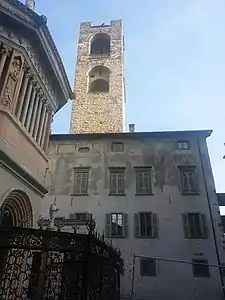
[2,56,22,108]
[48,198,59,230]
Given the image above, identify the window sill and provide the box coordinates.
[181,192,200,196]
[89,54,110,59]
[184,236,207,239]
[71,193,89,196]
[135,236,159,239]
[108,236,128,239]
[135,193,154,196]
[108,193,126,196]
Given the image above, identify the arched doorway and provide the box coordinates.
[0,189,33,282]
[0,189,33,228]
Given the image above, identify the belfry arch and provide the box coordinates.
[0,189,33,228]
[88,65,110,93]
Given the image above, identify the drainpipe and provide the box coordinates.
[197,140,225,299]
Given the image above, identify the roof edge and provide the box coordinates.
[50,129,213,142]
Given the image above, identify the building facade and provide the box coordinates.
[0,0,72,227]
[70,21,125,134]
[43,130,225,300]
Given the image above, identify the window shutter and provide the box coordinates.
[118,173,124,194]
[152,214,159,238]
[74,172,82,193]
[81,172,88,193]
[134,214,140,238]
[105,214,111,238]
[200,214,208,238]
[110,173,117,194]
[123,213,129,238]
[182,213,190,237]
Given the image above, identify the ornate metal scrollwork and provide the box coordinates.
[0,225,123,300]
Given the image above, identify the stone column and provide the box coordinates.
[37,102,47,145]
[33,97,44,140]
[12,62,26,114]
[21,78,34,125]
[40,106,49,148]
[43,110,53,152]
[25,84,37,130]
[15,70,30,118]
[0,45,11,78]
[29,90,40,134]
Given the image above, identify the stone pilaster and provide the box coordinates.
[21,77,34,125]
[25,84,37,130]
[37,102,47,145]
[15,69,30,118]
[33,96,44,140]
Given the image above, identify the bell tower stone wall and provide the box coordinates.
[70,20,125,133]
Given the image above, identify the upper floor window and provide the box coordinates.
[73,168,90,195]
[88,66,110,93]
[179,166,198,194]
[105,213,128,238]
[135,167,152,195]
[111,142,124,152]
[109,168,125,195]
[134,212,159,238]
[78,147,90,153]
[182,213,207,238]
[177,141,190,150]
[90,33,110,56]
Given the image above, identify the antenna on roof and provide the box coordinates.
[25,0,35,11]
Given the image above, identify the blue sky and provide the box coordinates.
[34,0,225,192]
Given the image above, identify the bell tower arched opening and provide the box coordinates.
[88,66,110,93]
[90,33,110,56]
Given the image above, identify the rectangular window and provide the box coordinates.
[135,168,152,195]
[192,259,210,277]
[70,212,90,222]
[73,168,89,195]
[179,166,198,194]
[177,141,190,150]
[135,212,158,238]
[109,168,125,195]
[105,213,128,238]
[111,142,124,152]
[182,213,207,238]
[140,258,158,276]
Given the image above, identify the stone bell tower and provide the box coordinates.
[70,20,125,133]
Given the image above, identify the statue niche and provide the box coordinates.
[2,55,23,109]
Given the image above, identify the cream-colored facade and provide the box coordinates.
[70,21,125,134]
[42,131,225,300]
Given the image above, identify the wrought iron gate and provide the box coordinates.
[0,226,122,300]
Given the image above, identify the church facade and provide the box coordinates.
[0,0,72,227]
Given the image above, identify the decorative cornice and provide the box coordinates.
[0,0,73,105]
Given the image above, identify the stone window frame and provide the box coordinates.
[140,258,158,277]
[177,140,190,150]
[178,165,199,195]
[134,166,153,195]
[105,213,128,238]
[72,167,90,196]
[192,259,210,277]
[108,167,126,196]
[182,213,208,239]
[134,212,159,238]
[111,142,124,152]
